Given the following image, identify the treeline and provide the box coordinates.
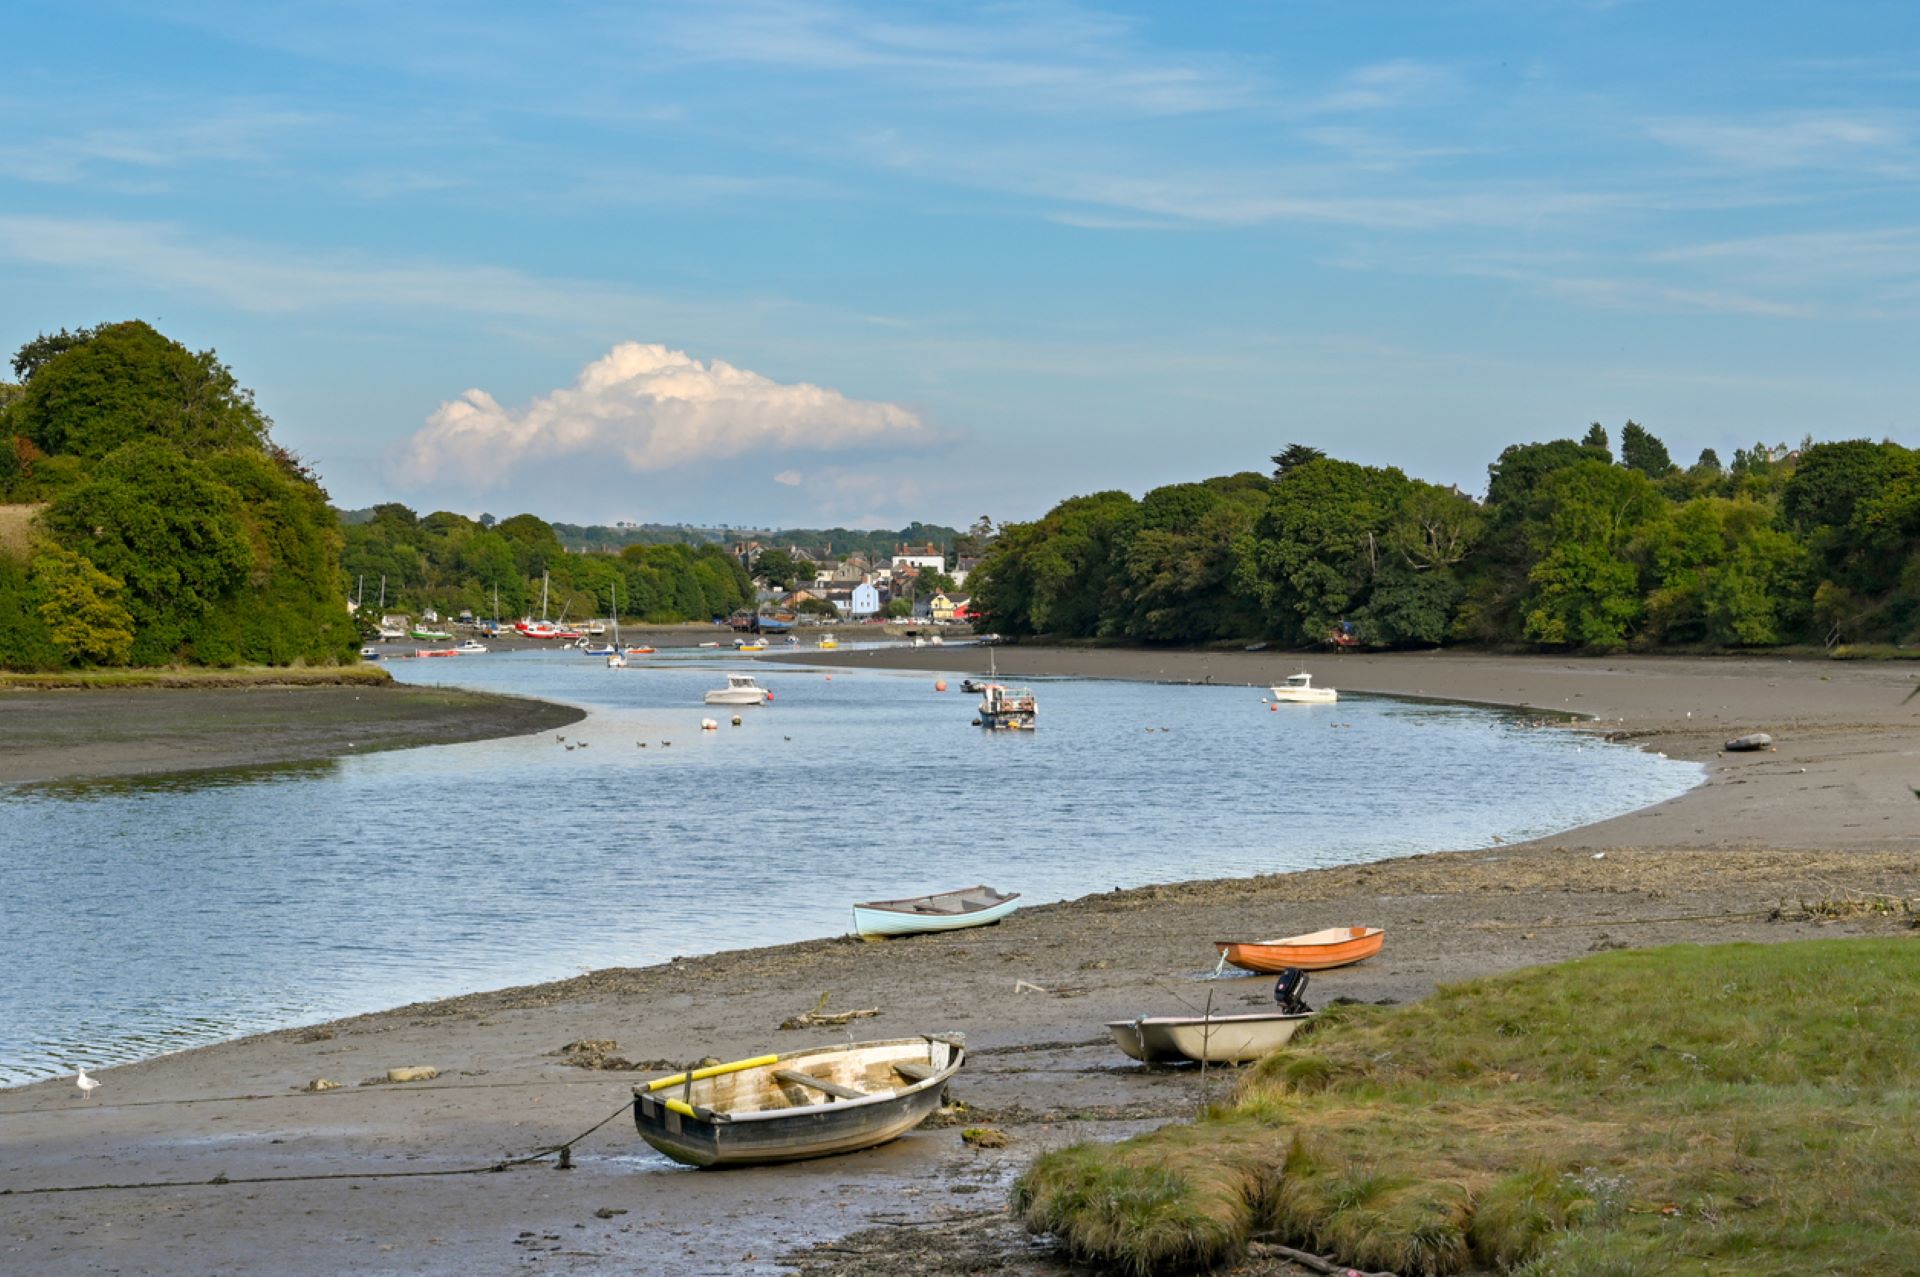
[0,322,356,670]
[971,427,1920,650]
[546,519,962,558]
[342,505,755,623]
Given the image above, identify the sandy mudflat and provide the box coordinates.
[0,681,585,784]
[2,648,1916,1276]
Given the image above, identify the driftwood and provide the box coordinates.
[1249,1239,1401,1277]
[780,992,881,1031]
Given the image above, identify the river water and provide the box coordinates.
[0,647,1700,1083]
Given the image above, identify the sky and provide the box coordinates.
[3,1,1917,529]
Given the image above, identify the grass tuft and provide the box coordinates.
[1013,940,1920,1276]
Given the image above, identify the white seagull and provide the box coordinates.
[75,1068,101,1100]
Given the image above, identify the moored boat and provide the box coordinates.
[705,674,771,706]
[817,635,839,649]
[976,682,1036,730]
[1269,672,1337,704]
[1107,1011,1312,1065]
[735,639,768,652]
[625,645,656,655]
[632,1036,964,1168]
[415,647,458,658]
[852,885,1020,937]
[454,639,488,653]
[1214,926,1384,973]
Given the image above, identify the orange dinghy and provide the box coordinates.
[1214,926,1384,973]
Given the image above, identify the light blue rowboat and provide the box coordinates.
[851,885,1021,938]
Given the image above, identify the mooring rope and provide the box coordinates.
[0,1097,636,1197]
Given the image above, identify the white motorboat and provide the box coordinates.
[705,674,771,706]
[1107,1011,1313,1065]
[1269,672,1337,704]
[454,639,489,654]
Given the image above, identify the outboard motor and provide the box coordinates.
[1273,967,1311,1015]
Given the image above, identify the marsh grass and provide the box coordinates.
[1014,940,1920,1274]
[0,664,392,690]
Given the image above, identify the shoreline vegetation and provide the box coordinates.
[3,646,1915,1275]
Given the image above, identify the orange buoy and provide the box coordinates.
[935,679,948,692]
[1269,701,1277,712]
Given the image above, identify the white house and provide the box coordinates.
[891,542,946,574]
[848,581,881,618]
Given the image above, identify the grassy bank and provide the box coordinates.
[0,664,393,690]
[1014,939,1920,1276]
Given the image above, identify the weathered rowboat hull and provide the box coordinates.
[632,1037,962,1168]
[1215,926,1384,973]
[852,886,1021,938]
[1107,1013,1312,1065]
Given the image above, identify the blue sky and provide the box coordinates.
[4,2,1917,528]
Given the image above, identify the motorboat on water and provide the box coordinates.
[607,651,627,668]
[1269,672,1337,704]
[358,645,381,659]
[976,682,1036,730]
[1106,1011,1313,1065]
[625,645,656,655]
[632,1037,964,1168]
[705,674,772,706]
[851,885,1021,938]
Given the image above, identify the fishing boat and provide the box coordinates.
[1268,672,1337,704]
[1214,926,1385,974]
[705,674,771,706]
[852,885,1020,938]
[632,1036,965,1168]
[735,638,768,652]
[976,682,1036,730]
[1107,1011,1313,1065]
[454,639,489,654]
[817,635,839,649]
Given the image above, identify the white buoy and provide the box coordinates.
[700,717,719,731]
[76,1068,100,1100]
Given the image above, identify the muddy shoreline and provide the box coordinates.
[3,648,1916,1276]
[0,681,585,784]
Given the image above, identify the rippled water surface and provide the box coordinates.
[0,648,1700,1082]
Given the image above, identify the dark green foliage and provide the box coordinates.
[340,504,754,624]
[15,321,270,460]
[1581,422,1610,460]
[1269,442,1326,479]
[751,547,808,590]
[971,433,1920,651]
[2,320,352,670]
[1619,421,1676,477]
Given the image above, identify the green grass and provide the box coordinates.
[1014,940,1920,1275]
[0,502,42,563]
[0,664,393,690]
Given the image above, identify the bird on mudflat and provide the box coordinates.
[75,1068,100,1100]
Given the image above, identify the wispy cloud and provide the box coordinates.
[0,100,323,184]
[1646,111,1917,176]
[396,342,934,490]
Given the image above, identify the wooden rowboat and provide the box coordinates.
[1214,926,1384,973]
[632,1036,964,1167]
[852,885,1020,938]
[1107,1012,1312,1065]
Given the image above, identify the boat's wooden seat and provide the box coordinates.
[772,1068,867,1101]
[960,898,991,909]
[891,1062,937,1083]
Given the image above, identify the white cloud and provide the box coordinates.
[1645,112,1915,175]
[772,469,804,485]
[397,343,931,490]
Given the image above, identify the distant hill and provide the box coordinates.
[552,521,962,559]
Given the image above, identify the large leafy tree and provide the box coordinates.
[1242,458,1411,642]
[15,321,271,460]
[1520,461,1667,647]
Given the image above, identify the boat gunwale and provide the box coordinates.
[632,1037,963,1124]
[852,884,1021,915]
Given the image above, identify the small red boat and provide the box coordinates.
[415,647,458,658]
[1214,926,1384,973]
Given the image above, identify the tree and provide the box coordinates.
[1243,458,1411,642]
[1582,422,1612,461]
[11,325,102,382]
[753,547,807,590]
[1269,443,1326,479]
[479,512,497,528]
[1619,421,1676,478]
[886,597,912,618]
[1520,461,1666,647]
[1695,448,1722,473]
[30,543,134,665]
[16,321,271,460]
